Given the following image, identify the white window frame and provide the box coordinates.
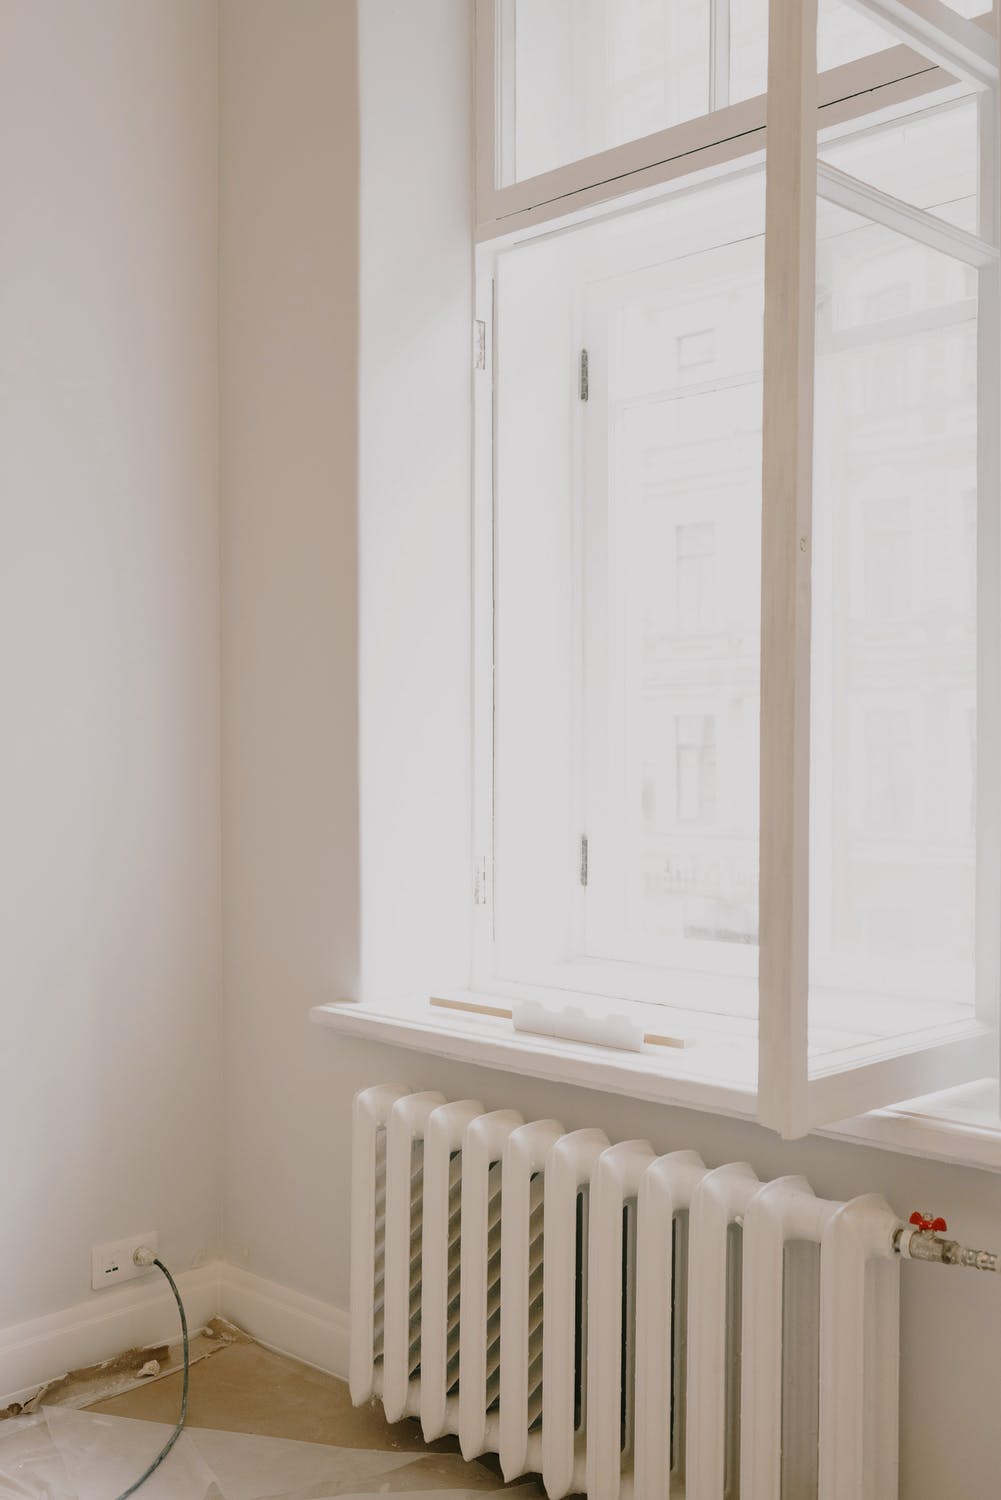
[472,0,1001,1137]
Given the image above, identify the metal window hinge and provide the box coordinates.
[474,854,488,906]
[474,319,487,371]
[579,348,589,401]
[579,835,589,888]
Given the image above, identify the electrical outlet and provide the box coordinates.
[91,1230,158,1291]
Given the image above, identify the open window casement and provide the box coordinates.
[758,0,1001,1136]
[475,0,1001,1139]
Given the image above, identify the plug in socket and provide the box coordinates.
[92,1231,159,1290]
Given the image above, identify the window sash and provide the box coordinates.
[757,0,999,1137]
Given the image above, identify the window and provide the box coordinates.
[676,330,716,374]
[675,522,716,633]
[675,715,716,825]
[859,498,912,621]
[475,0,1000,1136]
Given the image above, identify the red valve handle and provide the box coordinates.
[909,1211,948,1234]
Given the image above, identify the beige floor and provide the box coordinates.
[84,1339,506,1492]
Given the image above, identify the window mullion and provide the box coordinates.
[710,0,731,114]
[757,0,819,1137]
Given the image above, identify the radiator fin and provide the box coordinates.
[724,1220,743,1500]
[670,1210,689,1483]
[408,1140,424,1379]
[485,1160,503,1412]
[527,1174,546,1430]
[782,1240,821,1500]
[445,1150,463,1396]
[372,1127,387,1370]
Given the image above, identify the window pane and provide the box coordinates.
[730,0,893,107]
[500,0,711,184]
[497,0,991,190]
[588,381,762,964]
[809,200,978,1050]
[493,170,765,1003]
[820,97,980,233]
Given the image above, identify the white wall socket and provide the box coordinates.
[91,1230,159,1291]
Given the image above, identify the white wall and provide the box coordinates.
[219,0,361,1298]
[218,0,472,1301]
[0,0,222,1326]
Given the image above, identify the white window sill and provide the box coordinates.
[309,994,1001,1172]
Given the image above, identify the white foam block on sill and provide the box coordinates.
[511,999,691,1051]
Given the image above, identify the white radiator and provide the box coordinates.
[350,1084,901,1500]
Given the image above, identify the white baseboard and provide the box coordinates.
[218,1265,349,1380]
[0,1262,222,1409]
[0,1261,349,1409]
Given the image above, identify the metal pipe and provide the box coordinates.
[894,1223,1001,1273]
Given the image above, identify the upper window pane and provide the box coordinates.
[499,0,711,184]
[730,0,894,108]
[496,0,952,190]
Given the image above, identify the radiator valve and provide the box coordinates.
[895,1213,1001,1273]
[909,1210,947,1234]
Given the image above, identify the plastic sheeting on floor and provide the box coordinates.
[0,1409,540,1500]
[0,1414,73,1499]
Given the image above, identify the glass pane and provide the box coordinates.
[731,0,893,106]
[584,179,764,990]
[809,199,978,1058]
[820,94,980,233]
[586,381,762,967]
[492,167,765,1009]
[498,0,991,189]
[501,0,711,184]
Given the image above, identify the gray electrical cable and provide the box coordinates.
[113,1257,189,1500]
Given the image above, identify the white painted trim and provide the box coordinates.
[311,1001,758,1121]
[0,1261,351,1410]
[0,1262,221,1409]
[218,1265,349,1381]
[471,254,495,993]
